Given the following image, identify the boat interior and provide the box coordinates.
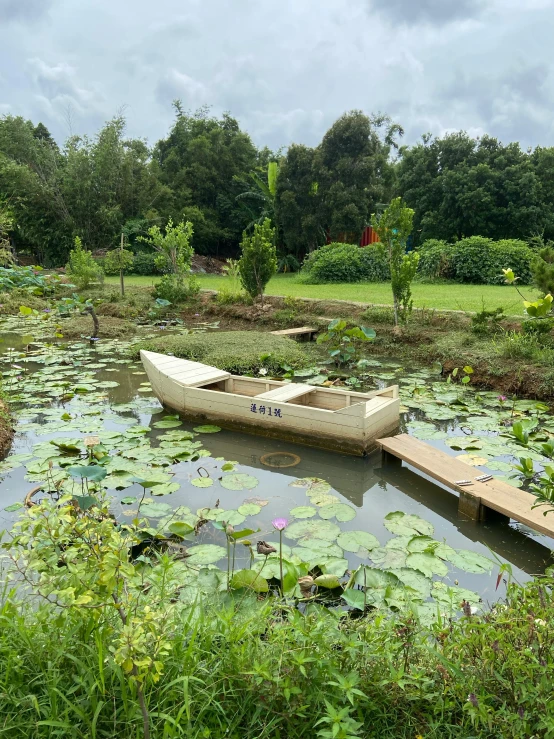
[198,375,398,412]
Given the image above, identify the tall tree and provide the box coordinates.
[154,105,258,255]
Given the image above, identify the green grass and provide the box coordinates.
[106,274,541,314]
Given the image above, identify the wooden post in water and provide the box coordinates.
[119,232,125,297]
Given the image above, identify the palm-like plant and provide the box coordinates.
[236,161,279,230]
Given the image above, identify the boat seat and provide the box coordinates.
[143,353,230,388]
[257,383,314,403]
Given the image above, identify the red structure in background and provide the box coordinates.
[360,226,379,246]
[326,226,379,246]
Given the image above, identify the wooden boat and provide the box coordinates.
[140,350,400,456]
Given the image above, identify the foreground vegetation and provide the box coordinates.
[0,570,552,738]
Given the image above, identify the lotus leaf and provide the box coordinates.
[285,519,340,542]
[139,502,172,518]
[432,581,481,606]
[237,503,262,516]
[384,511,434,537]
[318,502,356,522]
[220,473,258,491]
[319,557,349,577]
[167,521,194,537]
[342,589,367,610]
[353,566,400,589]
[389,568,432,599]
[193,425,221,433]
[191,477,214,488]
[187,544,227,565]
[150,482,180,496]
[444,549,493,574]
[120,496,136,504]
[336,530,379,554]
[405,552,449,578]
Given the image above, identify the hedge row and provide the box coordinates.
[417,237,533,284]
[300,242,390,283]
[95,252,164,276]
[300,237,534,285]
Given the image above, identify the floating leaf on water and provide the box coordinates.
[384,511,434,537]
[285,519,340,542]
[4,502,24,512]
[290,505,317,519]
[405,552,449,578]
[308,492,340,507]
[444,549,493,574]
[230,569,268,593]
[150,482,181,496]
[353,566,400,589]
[139,502,172,518]
[153,419,183,428]
[193,425,221,433]
[290,477,331,496]
[221,462,235,471]
[67,465,107,482]
[318,502,356,522]
[319,557,349,577]
[191,477,214,488]
[243,496,269,508]
[336,530,379,554]
[406,535,456,560]
[237,503,262,516]
[294,538,343,558]
[120,496,136,504]
[187,544,227,565]
[96,381,120,389]
[432,581,481,606]
[389,568,432,600]
[220,473,258,491]
[167,521,194,537]
[370,547,407,569]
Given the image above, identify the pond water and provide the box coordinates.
[1,316,553,620]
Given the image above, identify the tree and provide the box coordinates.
[238,218,276,306]
[65,236,104,289]
[103,234,135,295]
[236,160,280,229]
[532,243,554,296]
[372,198,418,325]
[139,218,197,302]
[154,105,258,255]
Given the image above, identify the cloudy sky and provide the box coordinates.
[1,0,554,151]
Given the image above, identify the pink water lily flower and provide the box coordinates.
[272,517,288,531]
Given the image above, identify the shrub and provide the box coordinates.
[417,237,533,284]
[132,252,162,275]
[153,273,199,304]
[532,245,554,295]
[238,218,277,304]
[65,236,104,289]
[103,247,134,276]
[417,239,454,278]
[301,243,390,283]
[134,330,309,374]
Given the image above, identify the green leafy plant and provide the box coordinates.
[317,320,376,366]
[532,244,554,296]
[238,218,277,306]
[139,219,198,304]
[371,197,419,325]
[65,236,104,289]
[301,242,389,284]
[471,305,505,335]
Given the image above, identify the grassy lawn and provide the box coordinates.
[106,274,539,314]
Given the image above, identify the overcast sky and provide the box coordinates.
[1,0,554,151]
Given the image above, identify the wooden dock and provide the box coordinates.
[378,434,554,538]
[270,326,318,341]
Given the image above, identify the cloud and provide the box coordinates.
[369,0,482,26]
[0,0,52,23]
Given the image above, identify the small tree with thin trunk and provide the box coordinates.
[238,218,276,306]
[371,198,418,325]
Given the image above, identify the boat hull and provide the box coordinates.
[141,350,400,456]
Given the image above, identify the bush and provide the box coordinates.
[153,273,199,304]
[134,330,309,374]
[238,218,277,303]
[532,245,554,295]
[132,252,163,275]
[66,236,104,289]
[103,248,134,276]
[417,237,533,284]
[301,243,390,283]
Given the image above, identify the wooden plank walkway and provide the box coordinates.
[377,434,554,538]
[270,326,318,341]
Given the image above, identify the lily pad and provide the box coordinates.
[187,544,227,565]
[237,503,262,516]
[153,419,183,429]
[191,477,214,488]
[370,547,407,569]
[337,530,380,554]
[150,482,181,496]
[285,519,341,542]
[4,502,24,512]
[455,454,489,467]
[318,502,356,522]
[444,549,493,574]
[308,492,340,507]
[384,511,434,537]
[220,473,258,491]
[342,589,367,610]
[432,581,481,607]
[405,552,449,578]
[139,502,173,518]
[314,573,341,589]
[120,496,136,504]
[289,505,316,519]
[389,568,432,600]
[193,425,221,433]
